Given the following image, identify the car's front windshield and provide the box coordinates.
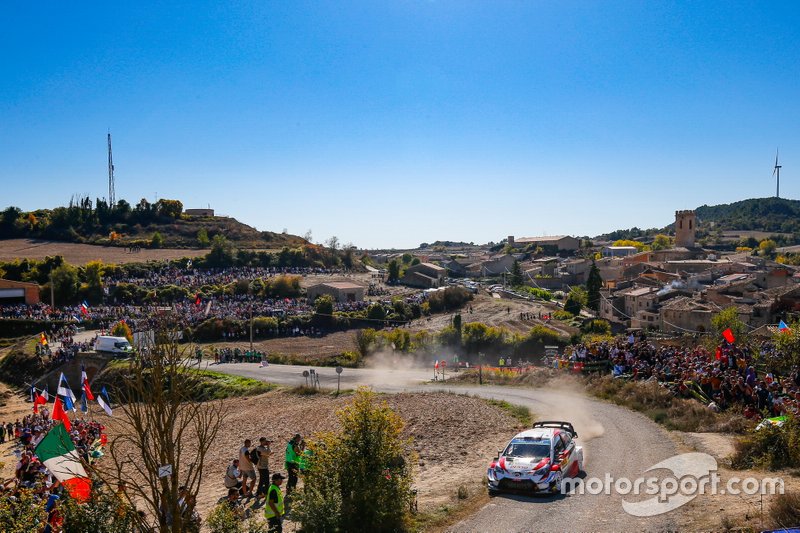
[503,440,550,460]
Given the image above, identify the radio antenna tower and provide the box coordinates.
[773,148,782,198]
[108,132,116,206]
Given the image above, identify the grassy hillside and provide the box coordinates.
[600,197,800,245]
[1,198,308,249]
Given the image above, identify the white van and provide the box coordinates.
[95,336,133,355]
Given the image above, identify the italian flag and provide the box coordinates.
[35,423,92,501]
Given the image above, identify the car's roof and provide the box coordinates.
[511,427,559,440]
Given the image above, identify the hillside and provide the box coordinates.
[1,199,307,249]
[694,197,800,235]
[600,197,800,245]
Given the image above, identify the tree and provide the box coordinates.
[294,388,414,532]
[51,263,79,304]
[510,260,523,286]
[326,235,340,251]
[83,260,105,304]
[313,294,335,327]
[205,235,236,267]
[759,239,777,256]
[196,228,210,247]
[150,231,164,249]
[711,306,746,342]
[585,260,602,313]
[453,313,462,347]
[108,322,225,533]
[387,259,401,284]
[111,320,134,343]
[154,199,184,219]
[367,303,387,322]
[564,286,587,317]
[651,234,673,251]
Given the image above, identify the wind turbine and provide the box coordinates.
[773,149,782,198]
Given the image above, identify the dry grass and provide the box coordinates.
[0,238,206,264]
[768,491,800,530]
[588,375,752,433]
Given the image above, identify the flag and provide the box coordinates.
[43,385,49,401]
[35,423,91,501]
[97,386,113,417]
[33,391,47,414]
[39,332,48,346]
[779,320,791,333]
[715,346,722,361]
[195,293,201,307]
[58,373,77,412]
[51,396,71,432]
[434,360,439,369]
[722,328,735,344]
[204,300,212,316]
[80,301,90,317]
[80,392,88,414]
[81,366,95,401]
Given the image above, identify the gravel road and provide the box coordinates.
[212,362,681,532]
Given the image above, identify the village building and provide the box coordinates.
[306,281,366,303]
[507,235,580,253]
[0,279,40,305]
[400,262,446,288]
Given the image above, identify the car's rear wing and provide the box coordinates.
[533,421,578,438]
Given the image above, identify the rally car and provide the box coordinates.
[487,421,583,494]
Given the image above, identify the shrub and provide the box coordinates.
[111,320,133,343]
[294,388,414,532]
[768,492,800,530]
[732,414,800,470]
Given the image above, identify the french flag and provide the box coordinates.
[80,301,90,317]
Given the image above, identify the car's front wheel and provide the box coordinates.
[549,471,563,493]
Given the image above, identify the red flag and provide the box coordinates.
[715,346,722,361]
[722,328,735,344]
[51,397,71,432]
[33,393,47,414]
[195,294,201,307]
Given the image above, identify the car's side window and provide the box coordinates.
[554,439,565,456]
[561,433,571,447]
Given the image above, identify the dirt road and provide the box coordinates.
[212,363,680,531]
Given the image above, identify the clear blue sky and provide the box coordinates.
[2,1,798,249]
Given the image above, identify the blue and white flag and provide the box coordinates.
[57,372,77,412]
[97,386,113,417]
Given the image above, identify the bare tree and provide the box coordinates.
[107,323,225,532]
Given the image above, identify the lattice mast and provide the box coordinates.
[108,132,115,206]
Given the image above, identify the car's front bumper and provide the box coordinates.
[487,470,559,492]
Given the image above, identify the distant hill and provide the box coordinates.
[694,197,800,235]
[0,198,307,249]
[599,197,800,246]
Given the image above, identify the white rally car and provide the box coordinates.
[487,421,583,494]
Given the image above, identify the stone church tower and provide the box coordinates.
[675,210,696,248]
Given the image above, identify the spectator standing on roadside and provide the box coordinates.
[284,434,302,496]
[264,473,285,532]
[254,437,273,500]
[239,439,257,498]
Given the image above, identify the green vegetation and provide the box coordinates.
[484,398,532,426]
[95,364,275,401]
[586,260,602,313]
[732,414,800,470]
[294,388,415,532]
[0,197,308,249]
[604,197,800,247]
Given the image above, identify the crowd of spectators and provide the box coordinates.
[0,412,107,530]
[565,336,800,419]
[104,266,341,291]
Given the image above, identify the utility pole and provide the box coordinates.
[249,304,254,352]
